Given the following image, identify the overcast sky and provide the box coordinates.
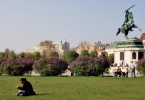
[0,0,145,52]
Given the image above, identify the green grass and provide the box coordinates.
[0,76,145,100]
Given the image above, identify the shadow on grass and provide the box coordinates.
[35,93,48,96]
[101,76,113,77]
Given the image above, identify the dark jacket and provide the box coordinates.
[18,81,35,96]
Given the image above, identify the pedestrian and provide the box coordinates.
[125,64,129,78]
[129,61,136,78]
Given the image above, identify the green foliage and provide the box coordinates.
[33,51,41,60]
[18,52,25,58]
[18,52,34,59]
[71,55,110,76]
[8,50,16,59]
[46,51,59,58]
[80,50,90,56]
[0,52,5,59]
[2,49,16,59]
[63,51,79,63]
[90,50,98,57]
[101,51,108,56]
[24,52,34,59]
[108,54,114,64]
[33,57,68,76]
[137,59,145,75]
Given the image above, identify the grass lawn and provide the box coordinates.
[0,76,145,100]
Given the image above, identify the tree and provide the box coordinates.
[24,52,34,59]
[0,52,5,59]
[4,48,9,58]
[46,51,59,58]
[33,57,68,76]
[98,54,110,76]
[71,55,110,76]
[90,50,98,57]
[108,54,114,64]
[8,50,16,59]
[80,50,90,56]
[101,51,108,56]
[33,51,40,60]
[2,49,16,59]
[137,59,145,76]
[63,51,79,63]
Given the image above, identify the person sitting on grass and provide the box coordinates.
[117,67,122,77]
[16,78,36,96]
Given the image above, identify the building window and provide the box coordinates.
[138,52,144,60]
[132,52,136,59]
[120,52,124,60]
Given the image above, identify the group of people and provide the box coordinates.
[114,61,136,78]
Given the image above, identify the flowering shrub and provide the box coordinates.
[137,59,145,75]
[33,57,68,76]
[70,55,110,76]
[0,58,33,76]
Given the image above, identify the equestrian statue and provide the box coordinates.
[116,5,141,38]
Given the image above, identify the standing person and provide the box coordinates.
[125,64,129,78]
[129,61,136,78]
[17,78,36,96]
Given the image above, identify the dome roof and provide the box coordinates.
[115,37,144,48]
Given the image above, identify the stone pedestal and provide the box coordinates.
[114,37,145,66]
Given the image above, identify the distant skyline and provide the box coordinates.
[0,0,145,52]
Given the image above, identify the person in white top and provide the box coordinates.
[129,61,136,78]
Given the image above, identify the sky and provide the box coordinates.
[0,0,145,53]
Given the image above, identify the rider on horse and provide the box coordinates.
[116,5,141,38]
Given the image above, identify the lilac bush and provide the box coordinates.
[0,58,33,76]
[137,59,145,75]
[33,57,68,76]
[70,55,110,76]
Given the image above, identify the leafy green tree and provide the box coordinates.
[8,50,16,59]
[101,51,108,56]
[80,50,90,56]
[46,51,59,58]
[4,48,9,58]
[25,52,34,59]
[0,52,5,59]
[63,51,79,63]
[18,52,34,59]
[108,54,114,64]
[90,50,98,57]
[33,51,40,60]
[18,52,25,58]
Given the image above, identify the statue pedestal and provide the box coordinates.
[114,37,144,66]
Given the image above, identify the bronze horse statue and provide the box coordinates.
[116,5,141,38]
[116,24,140,38]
